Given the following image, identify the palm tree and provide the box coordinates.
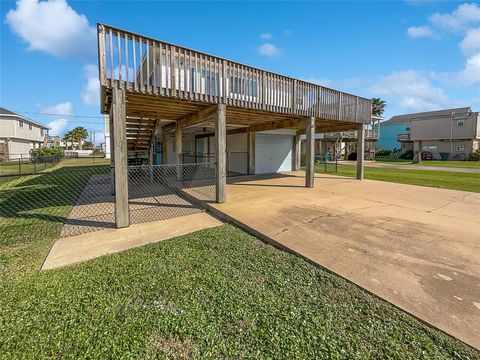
[63,130,73,150]
[69,126,89,150]
[372,98,386,117]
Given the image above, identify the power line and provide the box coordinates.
[12,110,104,119]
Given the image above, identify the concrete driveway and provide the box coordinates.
[208,172,480,349]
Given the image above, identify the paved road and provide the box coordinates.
[340,161,480,174]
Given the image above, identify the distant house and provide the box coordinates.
[378,107,480,160]
[0,107,50,160]
[300,116,382,161]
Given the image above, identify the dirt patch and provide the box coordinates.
[148,333,199,359]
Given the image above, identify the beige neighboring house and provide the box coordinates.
[0,107,50,160]
[379,107,480,160]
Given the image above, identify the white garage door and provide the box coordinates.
[255,134,293,174]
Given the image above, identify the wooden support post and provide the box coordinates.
[305,117,315,188]
[293,130,301,171]
[413,140,422,164]
[175,123,183,164]
[356,124,365,180]
[109,113,115,195]
[247,131,255,175]
[111,88,129,228]
[215,103,226,203]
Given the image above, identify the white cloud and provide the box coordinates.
[407,3,480,90]
[5,0,96,58]
[81,64,99,106]
[407,25,435,38]
[458,53,480,85]
[260,33,272,40]
[429,3,480,32]
[47,118,68,136]
[37,101,74,116]
[460,27,480,55]
[258,43,280,57]
[369,70,450,112]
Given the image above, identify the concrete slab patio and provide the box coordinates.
[207,172,480,349]
[43,212,222,270]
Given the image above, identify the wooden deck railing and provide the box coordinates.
[98,24,372,123]
[317,130,379,140]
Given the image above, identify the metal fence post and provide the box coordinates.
[18,158,21,175]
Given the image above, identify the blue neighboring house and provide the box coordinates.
[377,117,411,151]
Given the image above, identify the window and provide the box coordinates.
[229,76,258,97]
[456,119,465,127]
[40,129,45,137]
[29,124,32,130]
[405,124,411,132]
[18,120,23,128]
[455,145,465,152]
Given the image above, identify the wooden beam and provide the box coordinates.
[162,105,218,133]
[305,117,315,188]
[111,88,129,228]
[216,103,226,203]
[227,117,303,135]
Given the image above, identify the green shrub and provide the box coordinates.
[399,149,414,160]
[469,149,480,161]
[32,147,64,158]
[376,148,391,156]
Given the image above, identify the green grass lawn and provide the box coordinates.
[316,164,480,192]
[415,160,480,169]
[375,159,480,169]
[1,224,478,358]
[56,157,111,168]
[1,158,478,357]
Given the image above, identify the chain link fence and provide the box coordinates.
[0,165,112,246]
[1,163,215,246]
[0,154,62,176]
[128,164,215,223]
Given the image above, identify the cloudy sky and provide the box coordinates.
[1,0,479,141]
